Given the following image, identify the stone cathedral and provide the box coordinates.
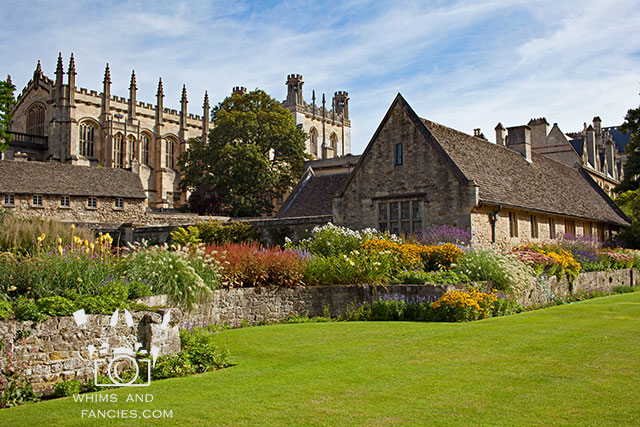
[6,54,351,208]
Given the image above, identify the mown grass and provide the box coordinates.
[3,293,640,426]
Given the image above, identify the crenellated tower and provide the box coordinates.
[281,73,351,159]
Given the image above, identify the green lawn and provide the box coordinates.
[3,293,640,426]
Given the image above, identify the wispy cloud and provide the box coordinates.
[1,0,639,152]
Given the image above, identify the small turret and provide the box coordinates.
[285,74,303,106]
[232,86,247,96]
[333,91,349,120]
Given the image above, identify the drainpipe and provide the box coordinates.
[488,205,503,244]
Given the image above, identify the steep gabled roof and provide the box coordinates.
[0,161,146,199]
[419,118,629,226]
[278,168,351,218]
[340,94,629,227]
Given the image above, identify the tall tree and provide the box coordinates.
[0,76,16,152]
[179,89,308,217]
[614,100,640,193]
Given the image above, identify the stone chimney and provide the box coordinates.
[527,117,549,148]
[506,125,532,162]
[605,140,615,178]
[586,125,597,169]
[495,123,505,146]
[593,116,602,136]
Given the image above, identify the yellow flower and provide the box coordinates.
[8,286,16,292]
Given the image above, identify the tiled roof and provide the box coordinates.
[0,160,146,199]
[279,170,350,218]
[420,118,630,226]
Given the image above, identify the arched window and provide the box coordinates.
[26,104,45,135]
[127,135,136,163]
[78,122,95,157]
[309,128,318,156]
[113,134,124,168]
[165,138,175,169]
[141,134,151,166]
[328,133,338,159]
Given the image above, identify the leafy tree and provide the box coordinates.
[0,76,16,152]
[179,89,308,217]
[614,190,640,248]
[614,102,640,193]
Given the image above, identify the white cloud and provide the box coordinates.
[1,0,639,154]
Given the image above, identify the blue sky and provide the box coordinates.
[2,0,640,153]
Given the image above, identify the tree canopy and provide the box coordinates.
[614,102,640,193]
[0,76,16,152]
[179,89,308,217]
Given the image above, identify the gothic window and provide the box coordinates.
[26,104,45,135]
[328,133,338,159]
[165,139,176,169]
[309,128,318,156]
[127,135,136,164]
[141,134,151,166]
[113,134,124,168]
[378,200,422,235]
[79,122,95,157]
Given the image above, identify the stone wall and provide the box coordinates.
[173,284,458,327]
[517,268,635,306]
[0,309,181,395]
[470,205,613,249]
[333,97,477,232]
[148,269,637,328]
[4,194,147,224]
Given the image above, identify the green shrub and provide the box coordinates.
[393,270,470,285]
[170,226,202,246]
[612,285,636,294]
[53,379,82,397]
[36,296,75,317]
[13,297,47,322]
[454,250,534,293]
[173,221,260,246]
[0,301,12,319]
[151,352,196,380]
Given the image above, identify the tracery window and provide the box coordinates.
[113,134,124,168]
[309,128,318,157]
[79,122,95,157]
[165,139,176,169]
[141,134,151,166]
[127,135,136,164]
[26,104,45,135]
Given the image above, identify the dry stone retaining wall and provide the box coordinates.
[177,269,637,327]
[0,309,181,395]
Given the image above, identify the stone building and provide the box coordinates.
[333,94,630,246]
[6,54,352,210]
[281,74,351,159]
[0,159,147,223]
[499,116,628,196]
